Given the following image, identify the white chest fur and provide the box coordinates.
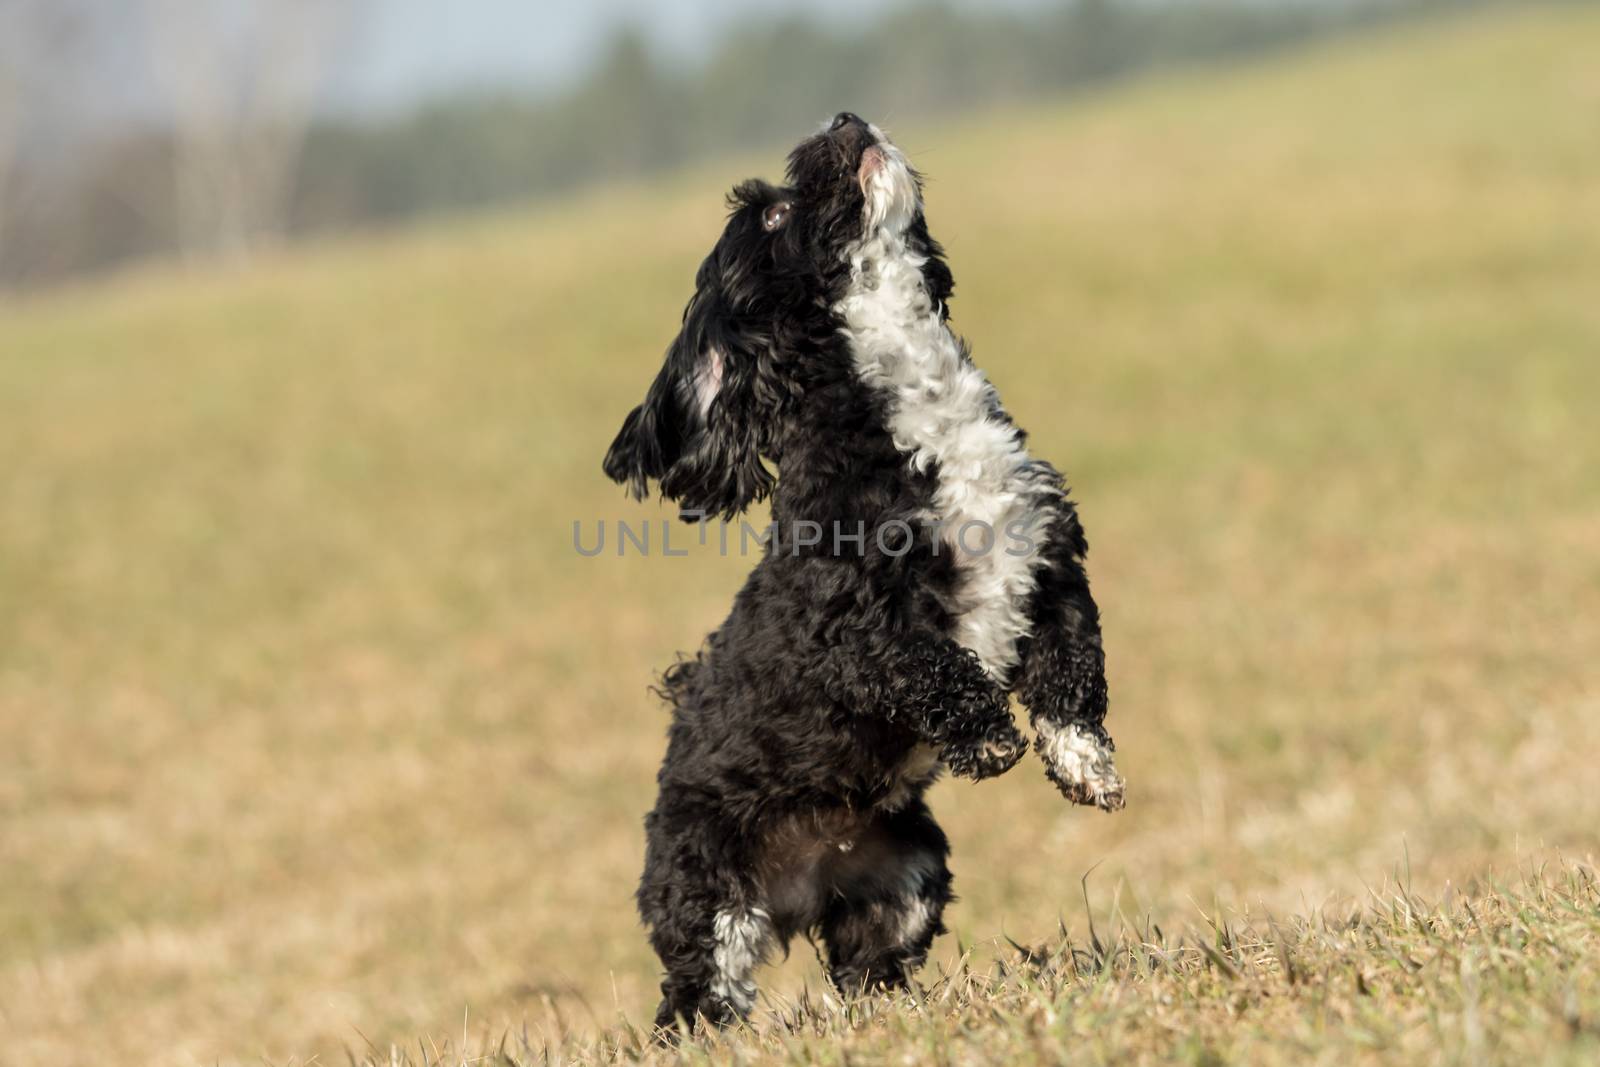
[835,230,1053,684]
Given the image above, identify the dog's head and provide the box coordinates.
[603,113,949,519]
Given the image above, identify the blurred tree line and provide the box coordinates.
[0,0,1527,289]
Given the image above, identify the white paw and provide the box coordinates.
[1034,720,1126,812]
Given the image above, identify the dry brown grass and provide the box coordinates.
[2,5,1598,1064]
[361,862,1600,1066]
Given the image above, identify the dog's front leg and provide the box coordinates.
[827,631,1027,780]
[1013,497,1126,811]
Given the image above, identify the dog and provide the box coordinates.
[603,113,1125,1033]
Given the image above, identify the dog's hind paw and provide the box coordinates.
[1034,720,1126,811]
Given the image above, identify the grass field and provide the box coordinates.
[3,4,1600,1064]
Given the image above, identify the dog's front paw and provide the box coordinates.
[941,721,1028,781]
[1034,720,1126,811]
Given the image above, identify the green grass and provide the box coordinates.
[2,4,1599,1064]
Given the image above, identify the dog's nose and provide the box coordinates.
[830,112,865,132]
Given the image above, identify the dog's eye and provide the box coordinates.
[762,202,792,232]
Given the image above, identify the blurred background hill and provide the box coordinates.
[0,0,1543,288]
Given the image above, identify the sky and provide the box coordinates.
[12,0,1073,147]
[327,0,1061,115]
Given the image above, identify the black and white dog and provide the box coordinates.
[603,113,1125,1033]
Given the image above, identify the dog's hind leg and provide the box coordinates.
[820,801,952,996]
[639,820,773,1036]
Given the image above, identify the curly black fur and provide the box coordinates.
[602,114,1121,1035]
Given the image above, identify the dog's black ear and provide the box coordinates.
[602,353,688,503]
[603,286,774,520]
